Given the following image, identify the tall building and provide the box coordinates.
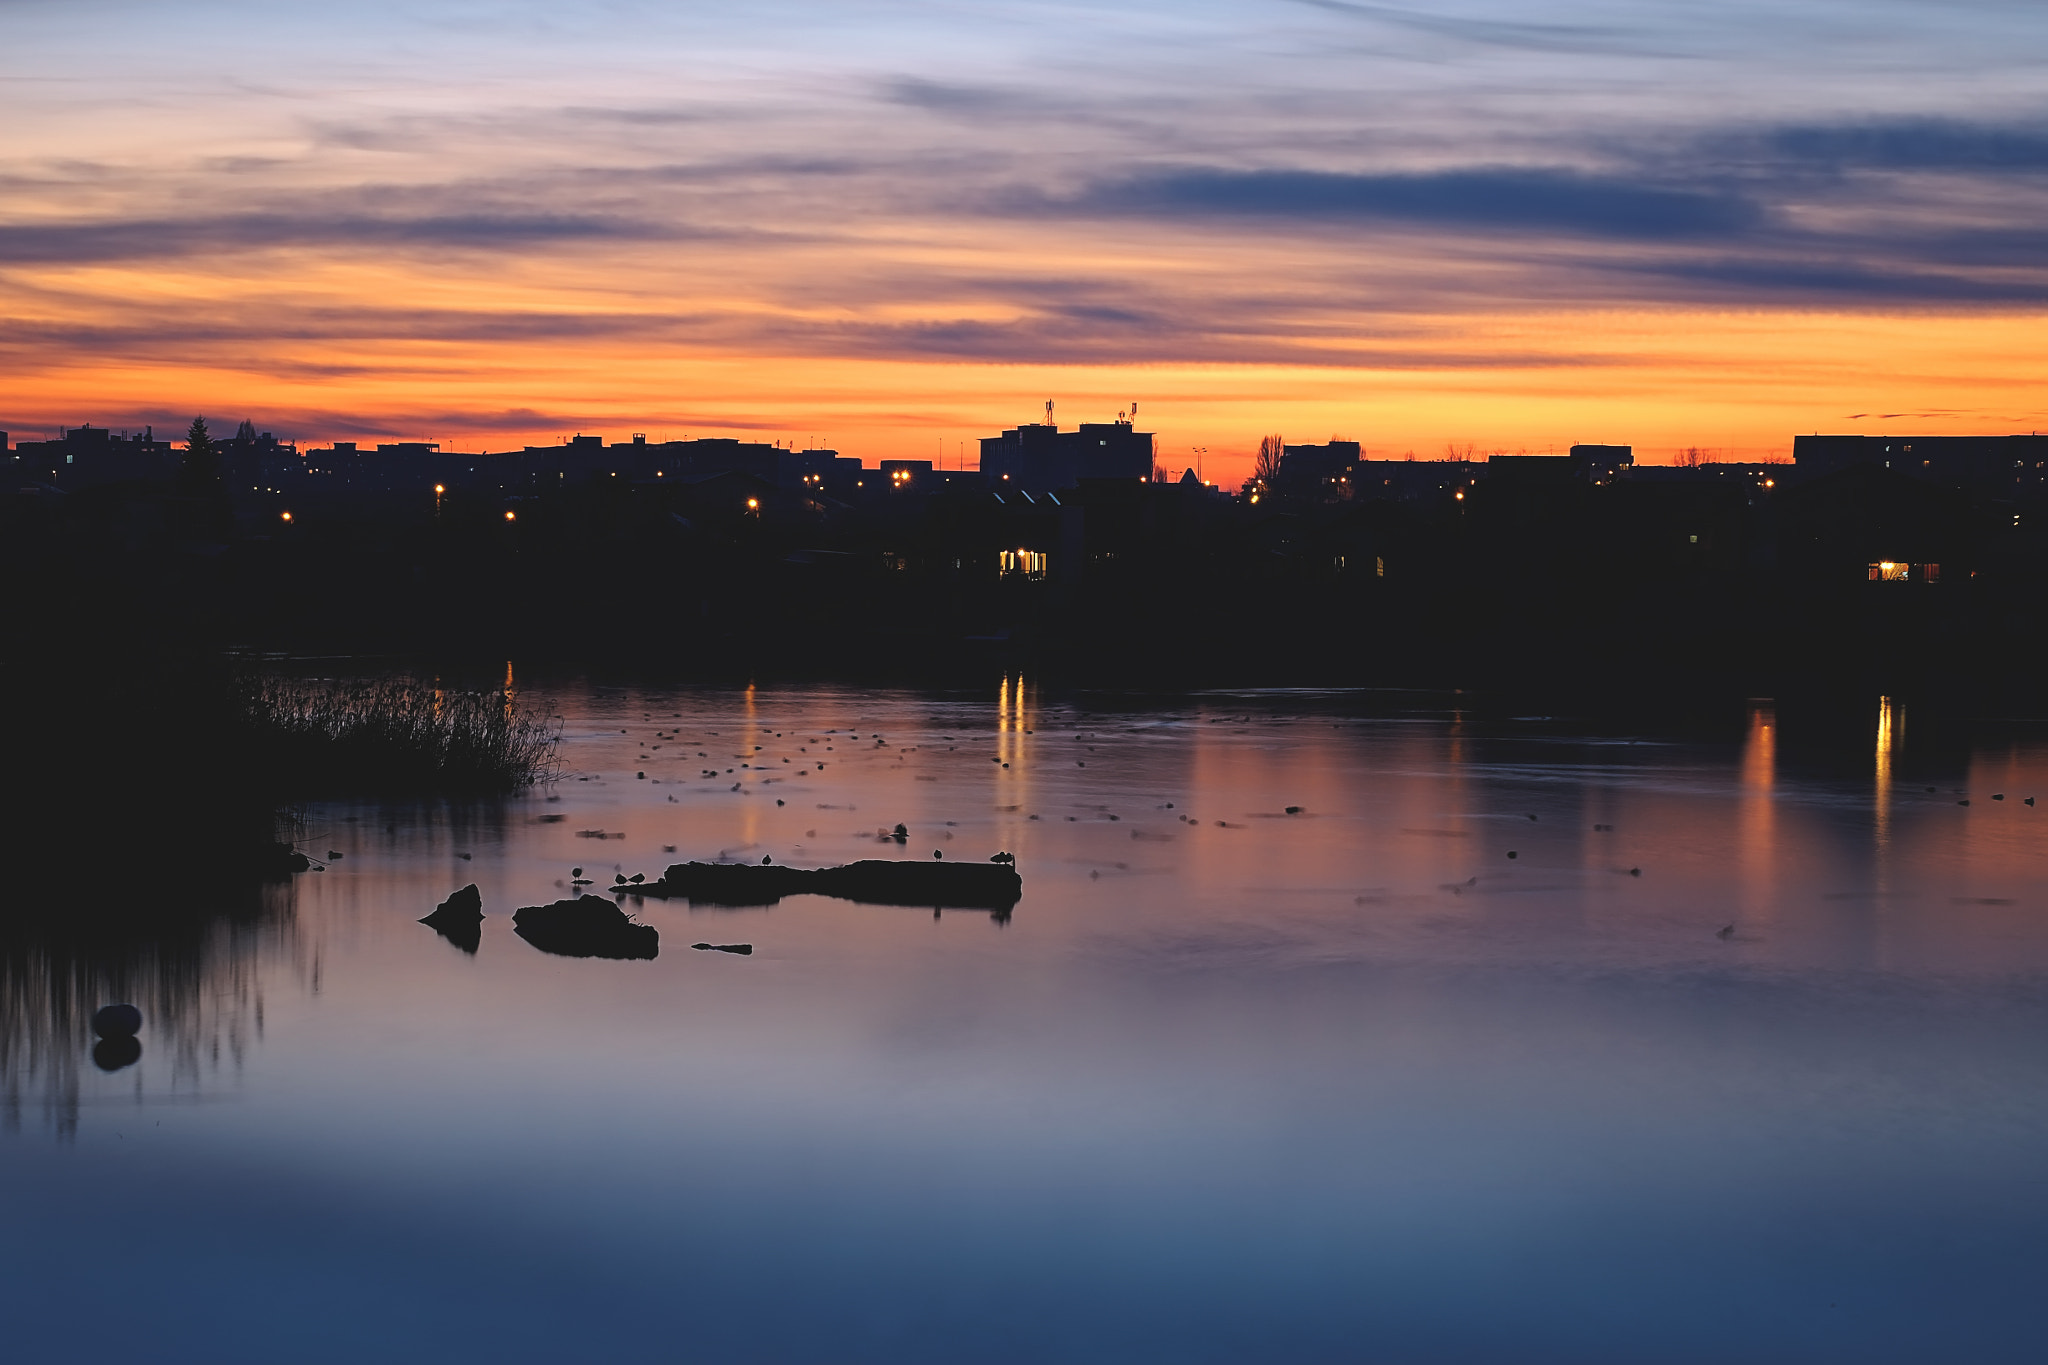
[1794,434,2048,500]
[978,417,1153,492]
[1275,440,1361,498]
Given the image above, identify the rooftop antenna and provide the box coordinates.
[1044,400,1055,429]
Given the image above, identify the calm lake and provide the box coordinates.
[6,682,2047,1362]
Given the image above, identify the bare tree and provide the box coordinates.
[1677,446,1705,468]
[1253,434,1285,484]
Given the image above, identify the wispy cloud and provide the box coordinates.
[0,210,676,263]
[1071,166,1761,240]
[5,0,2048,455]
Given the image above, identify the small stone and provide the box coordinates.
[91,1004,142,1039]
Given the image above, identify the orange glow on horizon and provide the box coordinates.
[6,253,2045,489]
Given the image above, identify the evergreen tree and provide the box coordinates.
[179,416,222,497]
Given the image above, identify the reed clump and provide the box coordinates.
[240,677,561,796]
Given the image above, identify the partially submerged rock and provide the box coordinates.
[692,942,753,955]
[93,1036,142,1072]
[421,883,485,954]
[92,1003,143,1039]
[513,895,659,960]
[260,842,312,878]
[641,859,1022,910]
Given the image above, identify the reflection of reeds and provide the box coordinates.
[0,885,294,1138]
[240,677,560,796]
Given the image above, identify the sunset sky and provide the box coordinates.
[4,0,2045,480]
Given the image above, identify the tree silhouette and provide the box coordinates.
[1242,433,1285,499]
[1254,434,1285,484]
[178,416,222,497]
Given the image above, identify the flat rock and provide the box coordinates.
[641,859,1022,909]
[513,895,659,960]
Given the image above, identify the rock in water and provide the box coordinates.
[421,883,485,953]
[644,859,1022,910]
[513,896,659,960]
[93,1036,142,1072]
[92,1003,143,1038]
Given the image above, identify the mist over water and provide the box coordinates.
[5,681,2047,1362]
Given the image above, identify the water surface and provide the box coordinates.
[6,684,2047,1362]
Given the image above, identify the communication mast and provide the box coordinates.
[1044,400,1055,429]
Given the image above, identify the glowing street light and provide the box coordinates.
[504,509,516,522]
[433,483,445,495]
[281,510,292,522]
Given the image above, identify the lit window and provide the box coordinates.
[999,549,1048,579]
[1922,563,1940,583]
[1868,561,1909,581]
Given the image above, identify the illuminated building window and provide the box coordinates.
[999,549,1048,580]
[1922,563,1940,583]
[1868,561,1944,582]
